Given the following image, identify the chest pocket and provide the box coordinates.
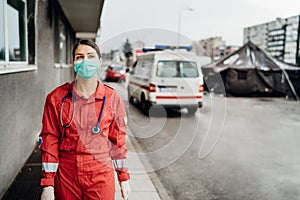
[60,128,79,151]
[56,101,79,152]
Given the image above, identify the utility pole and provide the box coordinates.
[177,6,193,48]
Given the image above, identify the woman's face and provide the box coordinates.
[73,44,102,74]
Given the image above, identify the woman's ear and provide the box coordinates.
[98,58,103,67]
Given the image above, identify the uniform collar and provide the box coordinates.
[70,80,105,100]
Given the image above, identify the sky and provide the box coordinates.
[98,0,300,52]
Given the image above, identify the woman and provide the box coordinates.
[39,39,130,200]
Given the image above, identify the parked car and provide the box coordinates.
[104,65,126,82]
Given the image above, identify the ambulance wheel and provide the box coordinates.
[187,107,198,115]
[127,88,134,104]
[141,94,149,116]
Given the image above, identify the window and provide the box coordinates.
[7,0,26,62]
[0,0,36,74]
[58,19,67,64]
[135,60,151,78]
[54,11,72,68]
[156,61,198,78]
[0,0,5,61]
[157,61,177,77]
[179,62,199,78]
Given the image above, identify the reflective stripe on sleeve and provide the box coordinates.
[42,162,58,172]
[113,159,128,169]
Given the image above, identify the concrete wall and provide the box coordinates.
[0,0,75,197]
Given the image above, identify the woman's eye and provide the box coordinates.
[75,56,84,60]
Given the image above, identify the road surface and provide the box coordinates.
[105,79,300,200]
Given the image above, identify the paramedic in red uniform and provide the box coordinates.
[39,39,131,200]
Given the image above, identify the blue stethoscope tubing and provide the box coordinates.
[92,95,106,134]
[59,89,106,134]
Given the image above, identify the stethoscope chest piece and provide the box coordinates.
[92,126,101,134]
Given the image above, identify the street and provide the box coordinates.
[2,1,300,199]
[104,79,300,200]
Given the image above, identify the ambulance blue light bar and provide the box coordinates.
[142,47,163,52]
[142,45,193,52]
[155,45,192,51]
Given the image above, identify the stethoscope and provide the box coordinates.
[59,88,106,134]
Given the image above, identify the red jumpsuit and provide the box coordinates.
[39,81,130,200]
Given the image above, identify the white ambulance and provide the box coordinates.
[128,50,210,115]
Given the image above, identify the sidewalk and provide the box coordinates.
[115,135,162,200]
[2,128,167,200]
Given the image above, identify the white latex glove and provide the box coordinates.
[120,180,131,200]
[41,186,55,200]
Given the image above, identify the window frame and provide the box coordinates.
[53,3,73,69]
[0,0,37,74]
[58,18,67,64]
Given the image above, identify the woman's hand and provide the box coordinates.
[119,180,131,200]
[41,186,54,200]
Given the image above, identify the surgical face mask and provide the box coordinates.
[74,58,99,80]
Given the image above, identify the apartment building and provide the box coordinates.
[244,15,300,66]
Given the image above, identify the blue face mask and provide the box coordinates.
[74,58,99,80]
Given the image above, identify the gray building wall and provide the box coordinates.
[0,0,75,197]
[244,15,300,66]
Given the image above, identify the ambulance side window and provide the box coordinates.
[135,60,144,76]
[135,60,151,78]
